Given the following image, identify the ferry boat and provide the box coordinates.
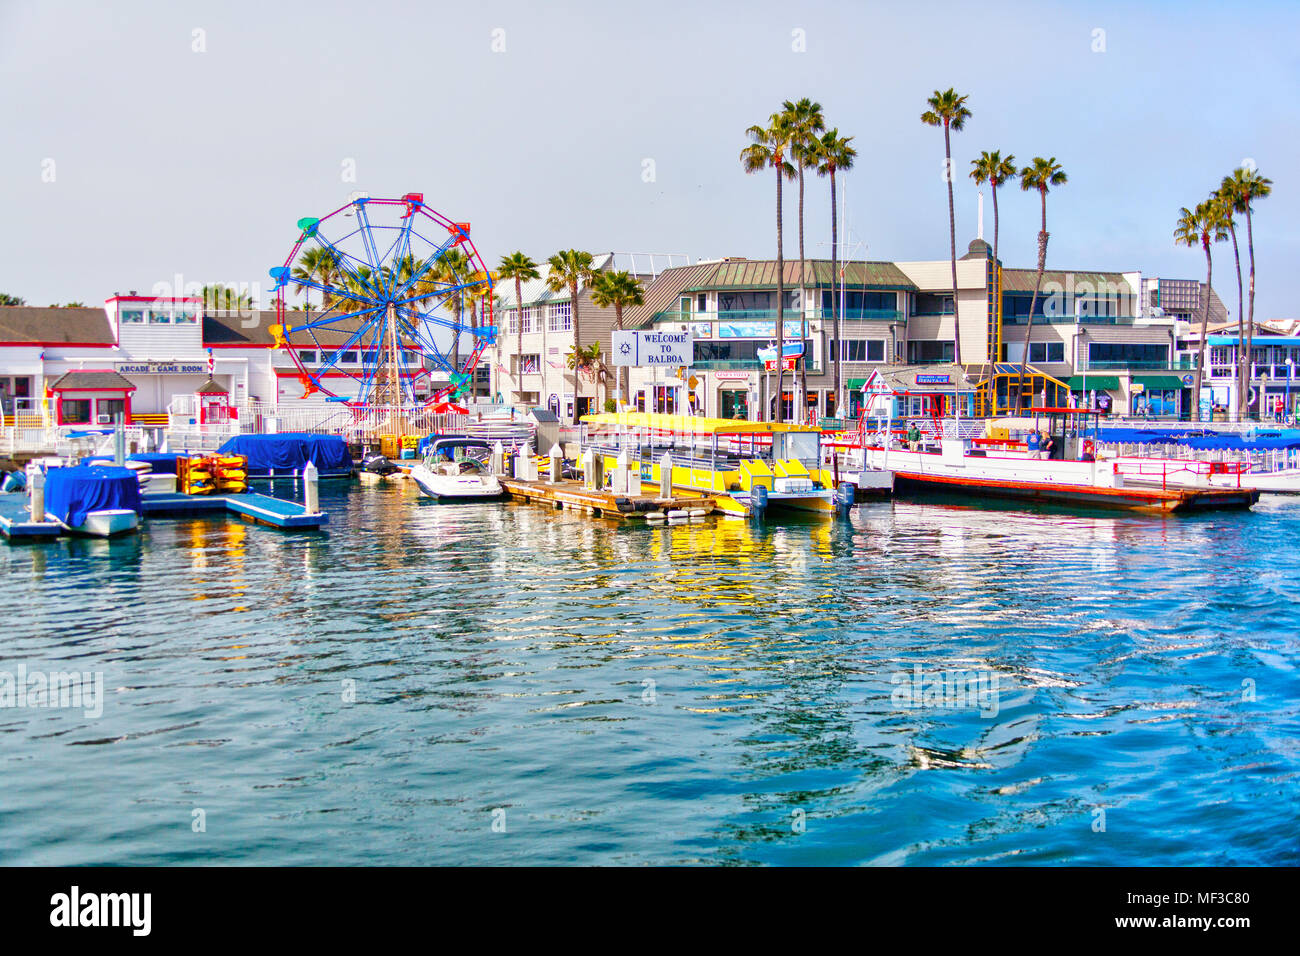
[580,412,849,516]
[854,408,1258,513]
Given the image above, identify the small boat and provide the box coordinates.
[43,465,143,537]
[76,509,140,537]
[409,437,503,501]
[358,451,402,484]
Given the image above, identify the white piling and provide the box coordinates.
[582,449,597,491]
[659,451,673,499]
[615,448,631,495]
[549,443,563,484]
[113,412,126,466]
[491,440,504,476]
[303,459,319,514]
[28,465,45,523]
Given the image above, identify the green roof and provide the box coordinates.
[1133,374,1187,389]
[1066,375,1120,390]
[684,259,916,292]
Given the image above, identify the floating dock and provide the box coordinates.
[498,477,715,521]
[0,495,62,541]
[141,492,328,528]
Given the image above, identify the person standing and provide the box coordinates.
[1026,430,1041,458]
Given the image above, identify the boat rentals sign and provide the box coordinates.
[612,330,692,367]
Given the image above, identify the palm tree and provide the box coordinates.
[920,88,972,371]
[969,149,1017,410]
[741,114,796,421]
[497,252,541,399]
[546,250,596,422]
[589,270,645,407]
[292,246,342,311]
[1221,167,1272,418]
[810,129,857,417]
[1213,178,1247,415]
[1175,199,1230,403]
[1013,156,1068,409]
[565,342,608,411]
[783,98,826,421]
[200,284,253,312]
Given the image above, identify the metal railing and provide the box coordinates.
[652,308,903,325]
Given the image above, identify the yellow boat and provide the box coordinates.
[580,412,840,516]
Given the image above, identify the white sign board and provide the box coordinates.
[612,330,692,367]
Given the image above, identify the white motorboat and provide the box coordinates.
[409,437,503,501]
[70,509,140,537]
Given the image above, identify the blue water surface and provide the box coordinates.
[1,481,1297,865]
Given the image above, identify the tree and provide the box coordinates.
[811,129,857,417]
[1014,156,1068,409]
[200,284,253,312]
[969,149,1017,409]
[589,270,645,408]
[0,293,25,307]
[741,113,796,421]
[292,246,343,311]
[1175,199,1229,404]
[497,252,541,400]
[783,98,826,421]
[545,250,595,423]
[565,342,608,412]
[921,88,972,370]
[1214,177,1247,416]
[1220,167,1272,418]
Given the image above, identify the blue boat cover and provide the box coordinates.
[216,433,352,474]
[44,466,142,527]
[80,453,185,475]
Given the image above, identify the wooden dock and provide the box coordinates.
[498,478,716,521]
[0,495,61,541]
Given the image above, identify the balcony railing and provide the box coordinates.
[1003,315,1142,325]
[651,308,903,326]
[1076,358,1193,371]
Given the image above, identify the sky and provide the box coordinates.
[2,0,1297,318]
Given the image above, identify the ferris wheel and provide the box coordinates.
[267,193,495,406]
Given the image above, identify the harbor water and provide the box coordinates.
[2,481,1298,865]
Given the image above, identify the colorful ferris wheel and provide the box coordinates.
[268,193,495,406]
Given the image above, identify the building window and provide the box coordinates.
[1029,342,1065,363]
[298,349,317,364]
[907,340,955,363]
[912,293,954,315]
[61,399,91,424]
[518,354,540,375]
[505,309,518,334]
[174,310,197,325]
[148,309,172,325]
[548,302,571,332]
[841,339,886,362]
[1088,343,1168,367]
[823,291,897,317]
[522,306,536,332]
[341,350,359,364]
[97,398,126,422]
[121,310,145,324]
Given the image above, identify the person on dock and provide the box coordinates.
[906,423,921,451]
[1026,430,1040,458]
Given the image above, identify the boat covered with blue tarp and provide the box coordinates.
[216,433,353,477]
[44,466,142,527]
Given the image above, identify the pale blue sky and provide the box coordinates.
[2,0,1296,317]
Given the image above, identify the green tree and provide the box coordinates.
[0,293,25,307]
[1014,156,1068,409]
[741,113,796,421]
[546,250,596,423]
[497,252,541,398]
[201,284,253,312]
[292,246,343,311]
[969,149,1017,409]
[1220,167,1272,418]
[921,88,972,370]
[1175,199,1230,403]
[589,270,645,407]
[1213,178,1247,415]
[783,98,826,421]
[812,128,857,414]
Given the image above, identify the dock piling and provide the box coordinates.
[549,444,562,484]
[28,465,44,523]
[303,460,320,514]
[492,440,504,477]
[659,452,672,498]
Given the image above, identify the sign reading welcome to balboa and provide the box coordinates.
[611,330,692,367]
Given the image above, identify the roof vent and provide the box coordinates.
[129,290,137,296]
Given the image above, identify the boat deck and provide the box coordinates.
[498,478,715,521]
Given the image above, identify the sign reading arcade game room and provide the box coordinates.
[611,330,692,366]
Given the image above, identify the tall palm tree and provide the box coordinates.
[782,98,826,421]
[545,250,595,423]
[1214,177,1247,415]
[1175,199,1230,404]
[811,129,857,416]
[497,252,540,400]
[741,113,796,421]
[589,270,645,407]
[1013,156,1068,409]
[920,88,972,372]
[1221,167,1272,418]
[969,149,1017,410]
[291,247,343,311]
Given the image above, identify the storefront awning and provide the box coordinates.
[1133,374,1187,389]
[1066,376,1119,390]
[846,378,867,389]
